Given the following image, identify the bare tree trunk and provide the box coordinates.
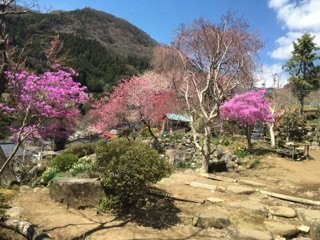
[0,144,18,186]
[268,123,276,148]
[200,125,211,173]
[142,119,161,151]
[245,125,252,150]
[0,140,22,175]
[299,97,304,115]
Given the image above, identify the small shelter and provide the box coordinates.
[161,113,191,135]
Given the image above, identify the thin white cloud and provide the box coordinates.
[256,63,287,88]
[268,0,320,60]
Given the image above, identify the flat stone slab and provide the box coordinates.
[232,227,273,240]
[227,185,255,195]
[297,208,320,225]
[239,179,266,187]
[298,225,310,233]
[264,220,299,238]
[196,213,230,229]
[269,206,297,218]
[50,178,104,209]
[229,200,266,212]
[206,197,225,203]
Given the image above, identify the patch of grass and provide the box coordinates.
[0,188,15,201]
[0,188,15,217]
[175,161,192,169]
[248,159,261,169]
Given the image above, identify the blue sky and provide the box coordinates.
[34,0,320,87]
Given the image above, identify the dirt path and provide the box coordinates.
[8,151,320,240]
[13,187,228,240]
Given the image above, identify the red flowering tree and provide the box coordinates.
[90,72,178,147]
[220,90,273,150]
[0,68,88,175]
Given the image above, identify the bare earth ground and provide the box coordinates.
[6,149,320,240]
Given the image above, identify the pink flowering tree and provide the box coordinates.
[90,72,178,148]
[220,90,273,150]
[0,68,88,175]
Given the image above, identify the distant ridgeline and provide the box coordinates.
[5,8,156,93]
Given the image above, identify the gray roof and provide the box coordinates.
[0,143,27,158]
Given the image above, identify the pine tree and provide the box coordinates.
[284,33,320,114]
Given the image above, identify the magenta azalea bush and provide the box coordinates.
[220,90,273,125]
[2,68,88,141]
[220,90,273,149]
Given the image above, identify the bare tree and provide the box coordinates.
[153,13,262,173]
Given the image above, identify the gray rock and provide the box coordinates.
[19,185,31,192]
[264,220,299,238]
[269,206,297,218]
[229,200,266,212]
[196,213,230,229]
[49,178,104,209]
[227,185,255,195]
[220,152,237,163]
[216,148,225,160]
[226,160,238,170]
[231,227,273,240]
[164,149,187,165]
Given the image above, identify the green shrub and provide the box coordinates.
[95,138,171,211]
[41,166,59,185]
[64,143,96,158]
[140,126,159,138]
[280,110,307,142]
[211,137,232,146]
[166,133,183,142]
[98,196,121,212]
[234,144,248,158]
[69,157,94,176]
[49,153,79,172]
[248,159,261,169]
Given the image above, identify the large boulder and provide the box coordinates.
[164,149,187,165]
[49,178,104,209]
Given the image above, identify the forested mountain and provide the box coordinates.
[5,8,157,93]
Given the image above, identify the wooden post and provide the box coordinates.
[292,145,295,160]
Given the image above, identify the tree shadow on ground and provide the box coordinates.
[70,219,130,240]
[128,228,215,240]
[63,188,181,240]
[117,187,181,229]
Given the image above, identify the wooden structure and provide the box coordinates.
[160,113,191,136]
[277,142,310,160]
